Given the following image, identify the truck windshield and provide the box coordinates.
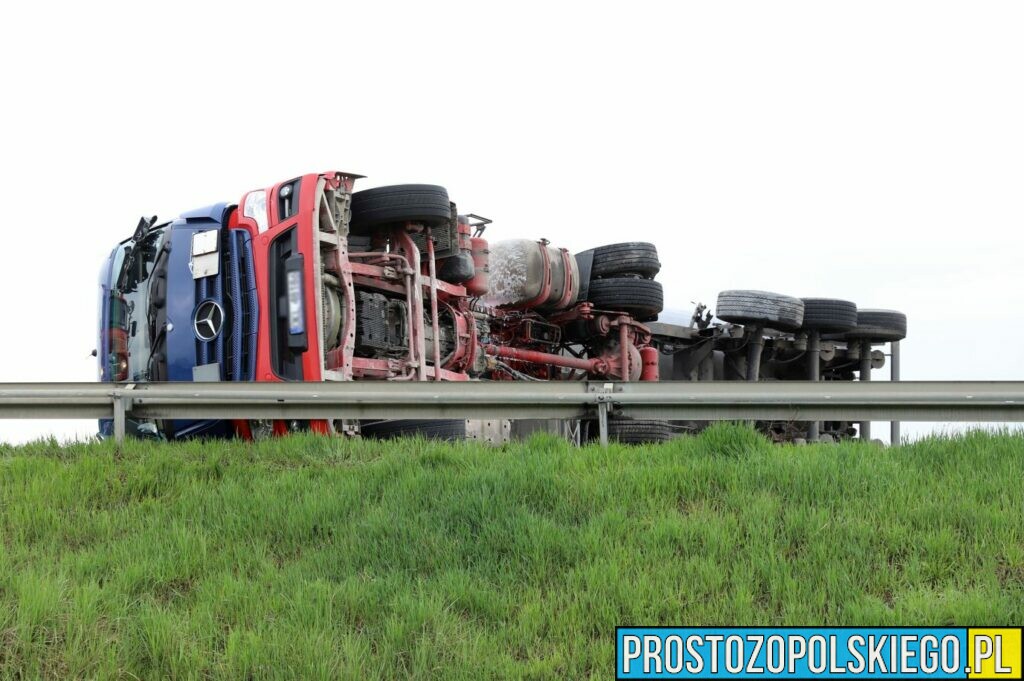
[104,227,165,381]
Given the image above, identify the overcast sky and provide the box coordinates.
[1,1,1021,443]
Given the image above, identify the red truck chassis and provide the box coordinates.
[230,171,658,436]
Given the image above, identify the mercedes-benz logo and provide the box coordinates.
[193,300,224,342]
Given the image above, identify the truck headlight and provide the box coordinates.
[243,190,268,233]
[287,270,304,334]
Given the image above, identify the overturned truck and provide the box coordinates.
[96,170,906,444]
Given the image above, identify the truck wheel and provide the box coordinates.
[347,234,372,252]
[585,242,661,279]
[610,418,673,444]
[716,290,804,331]
[350,184,451,231]
[587,417,673,444]
[832,309,907,342]
[799,298,858,332]
[360,419,467,441]
[586,278,664,320]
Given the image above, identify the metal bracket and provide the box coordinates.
[466,419,511,445]
[465,213,493,238]
[588,382,619,447]
[587,382,622,395]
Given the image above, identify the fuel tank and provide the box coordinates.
[465,236,490,297]
[484,239,580,311]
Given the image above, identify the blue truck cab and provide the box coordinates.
[96,204,258,439]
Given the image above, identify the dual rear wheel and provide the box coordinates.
[577,242,664,320]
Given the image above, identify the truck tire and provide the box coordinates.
[360,419,467,441]
[347,234,372,253]
[587,417,673,444]
[799,298,858,332]
[834,309,907,342]
[350,184,451,231]
[585,242,661,279]
[716,290,804,331]
[587,278,664,320]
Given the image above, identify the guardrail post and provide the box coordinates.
[112,385,135,444]
[859,340,872,441]
[590,382,616,447]
[113,395,127,443]
[806,331,821,441]
[890,340,901,445]
[597,401,609,447]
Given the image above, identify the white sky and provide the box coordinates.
[1,1,1021,443]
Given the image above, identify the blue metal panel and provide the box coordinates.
[96,248,117,380]
[162,205,231,439]
[96,246,121,437]
[179,203,231,222]
[164,219,225,381]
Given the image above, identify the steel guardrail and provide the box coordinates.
[2,381,1023,443]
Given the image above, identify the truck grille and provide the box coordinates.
[195,268,224,375]
[225,229,258,381]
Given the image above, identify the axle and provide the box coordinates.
[483,344,609,375]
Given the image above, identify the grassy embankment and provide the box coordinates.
[0,425,1022,679]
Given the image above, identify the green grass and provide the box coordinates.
[0,425,1022,679]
